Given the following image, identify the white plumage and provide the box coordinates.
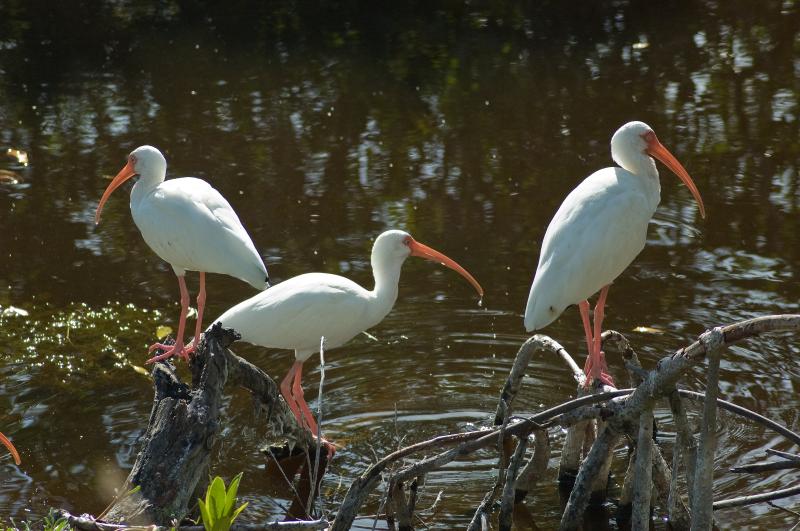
[132,176,267,288]
[212,229,483,434]
[95,145,268,362]
[524,121,705,386]
[217,272,382,360]
[524,167,655,331]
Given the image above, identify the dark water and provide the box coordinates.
[1,1,799,528]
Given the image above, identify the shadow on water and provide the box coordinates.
[1,1,799,528]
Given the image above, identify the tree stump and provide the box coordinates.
[102,324,326,525]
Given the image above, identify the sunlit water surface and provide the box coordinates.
[1,2,799,528]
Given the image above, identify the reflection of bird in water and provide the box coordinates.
[212,230,483,435]
[0,431,20,465]
[524,121,705,387]
[95,146,269,363]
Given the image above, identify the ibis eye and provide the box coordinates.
[403,236,412,246]
[642,131,656,143]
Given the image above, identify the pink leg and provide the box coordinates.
[578,300,595,382]
[292,362,319,434]
[280,362,304,424]
[146,275,190,363]
[590,286,615,387]
[184,272,206,356]
[284,361,337,458]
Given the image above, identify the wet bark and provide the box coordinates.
[102,324,319,525]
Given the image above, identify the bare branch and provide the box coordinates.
[632,408,654,530]
[691,327,724,531]
[559,427,621,530]
[678,390,800,447]
[494,335,582,425]
[652,443,690,530]
[714,483,800,510]
[600,330,644,387]
[669,389,697,506]
[499,436,529,531]
[731,461,800,473]
[515,429,551,502]
[307,336,327,514]
[335,316,800,530]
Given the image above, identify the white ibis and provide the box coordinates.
[95,146,269,363]
[524,121,705,387]
[0,431,20,465]
[211,230,483,434]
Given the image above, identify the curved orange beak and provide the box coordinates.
[0,431,20,466]
[646,135,706,218]
[407,238,484,298]
[95,159,136,225]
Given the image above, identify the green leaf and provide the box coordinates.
[224,472,244,514]
[231,502,248,522]
[197,474,248,531]
[198,499,212,531]
[208,476,226,518]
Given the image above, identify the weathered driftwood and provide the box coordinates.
[691,327,724,531]
[499,436,529,531]
[652,444,690,530]
[632,408,654,529]
[514,429,550,502]
[467,399,514,531]
[328,315,800,530]
[386,477,420,531]
[669,388,698,508]
[72,315,800,530]
[616,420,691,530]
[98,324,320,526]
[559,315,800,530]
[330,390,627,530]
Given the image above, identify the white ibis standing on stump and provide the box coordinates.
[211,230,483,434]
[95,146,269,363]
[524,121,705,387]
[0,431,20,465]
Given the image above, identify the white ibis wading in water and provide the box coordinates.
[524,121,705,387]
[95,146,269,363]
[212,230,483,434]
[0,431,20,465]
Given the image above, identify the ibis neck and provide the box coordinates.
[130,169,166,209]
[368,256,404,323]
[615,151,661,211]
[623,153,658,181]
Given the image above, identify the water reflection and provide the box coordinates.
[1,1,799,528]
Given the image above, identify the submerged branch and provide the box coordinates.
[713,483,800,510]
